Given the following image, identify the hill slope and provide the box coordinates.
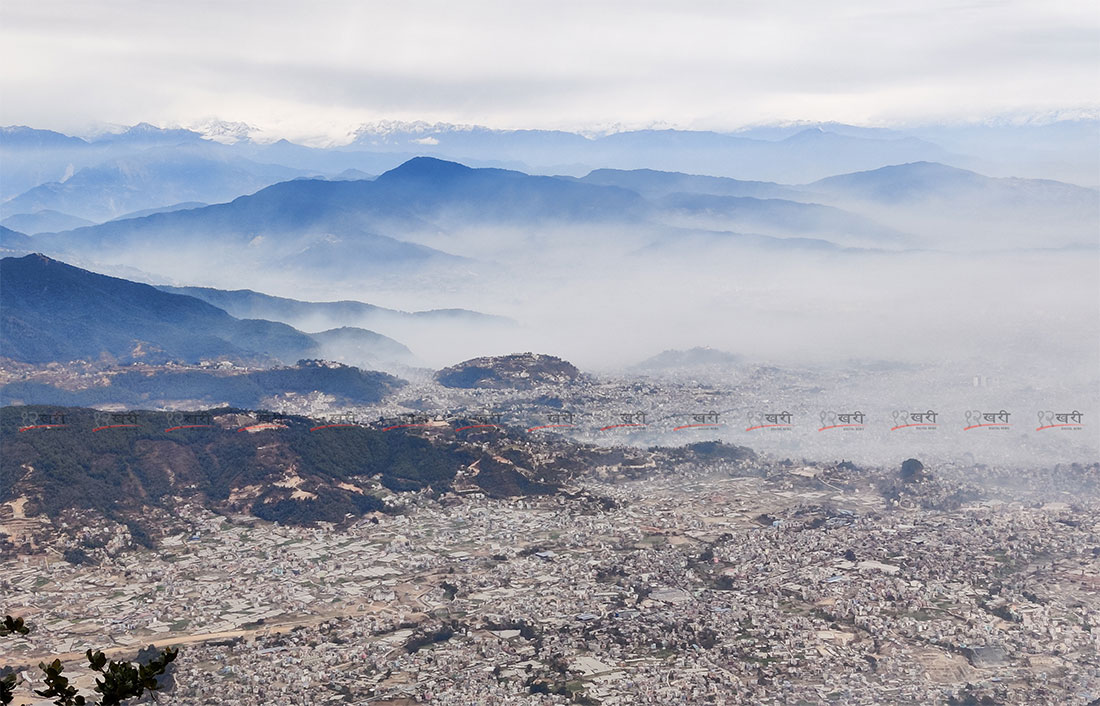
[435,353,582,390]
[0,254,320,364]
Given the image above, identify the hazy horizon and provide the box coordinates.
[3,0,1097,143]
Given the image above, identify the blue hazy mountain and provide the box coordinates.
[806,161,1099,247]
[0,124,214,202]
[0,127,96,201]
[730,122,911,141]
[0,226,33,254]
[245,139,418,176]
[346,123,958,182]
[329,168,374,181]
[575,167,907,246]
[153,284,514,372]
[308,326,417,368]
[0,209,94,234]
[578,168,808,199]
[158,284,513,332]
[349,123,592,169]
[655,192,910,247]
[0,125,88,150]
[366,156,645,221]
[809,161,1096,205]
[33,156,1095,269]
[0,254,414,368]
[34,179,459,274]
[156,286,512,368]
[1,254,315,364]
[583,128,955,183]
[632,346,744,372]
[90,122,207,148]
[2,121,964,201]
[34,158,646,276]
[7,119,1097,203]
[907,119,1100,186]
[109,202,207,221]
[2,144,308,222]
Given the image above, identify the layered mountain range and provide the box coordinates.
[3,155,1093,290]
[0,254,422,372]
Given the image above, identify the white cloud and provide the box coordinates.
[0,0,1096,140]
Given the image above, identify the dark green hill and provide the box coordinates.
[0,360,405,408]
[435,353,581,390]
[0,405,472,531]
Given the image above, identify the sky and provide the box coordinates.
[1,0,1097,143]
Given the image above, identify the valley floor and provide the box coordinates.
[2,462,1098,705]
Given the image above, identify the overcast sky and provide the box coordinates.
[1,0,1097,142]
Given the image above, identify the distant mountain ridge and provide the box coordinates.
[5,118,1097,201]
[0,226,33,253]
[25,157,651,282]
[344,122,963,182]
[156,285,512,369]
[157,285,513,330]
[19,156,1094,292]
[808,160,1098,205]
[1,209,94,234]
[806,161,1099,248]
[633,347,743,372]
[578,168,808,200]
[2,143,308,222]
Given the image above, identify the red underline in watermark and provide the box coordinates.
[455,424,500,432]
[237,424,283,432]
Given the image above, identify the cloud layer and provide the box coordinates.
[2,0,1097,141]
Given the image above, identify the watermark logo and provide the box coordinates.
[92,411,140,432]
[675,411,721,431]
[164,411,214,431]
[310,411,360,431]
[818,410,865,432]
[1036,410,1083,431]
[890,410,938,431]
[602,411,648,431]
[455,412,504,432]
[238,411,290,432]
[382,412,432,431]
[963,409,1011,431]
[528,410,577,431]
[745,411,793,431]
[18,410,68,431]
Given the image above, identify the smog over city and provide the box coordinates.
[1,2,1097,705]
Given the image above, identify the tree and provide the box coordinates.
[1,615,178,706]
[900,458,930,483]
[1,616,30,705]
